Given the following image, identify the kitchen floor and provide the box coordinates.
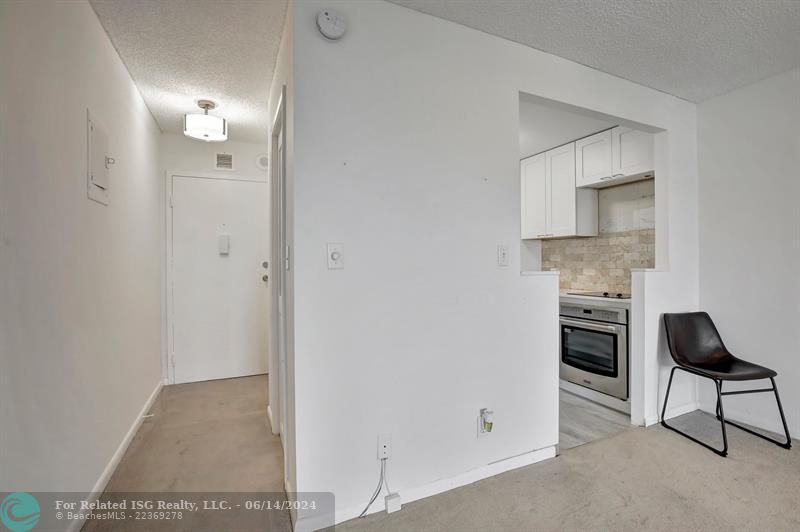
[83,375,290,532]
[559,389,631,450]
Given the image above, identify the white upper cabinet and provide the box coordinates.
[520,153,548,239]
[574,127,654,188]
[521,143,597,240]
[547,143,578,237]
[575,129,613,187]
[611,126,654,178]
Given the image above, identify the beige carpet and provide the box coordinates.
[340,411,799,531]
[84,378,799,531]
[82,375,289,532]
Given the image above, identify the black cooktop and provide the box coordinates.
[567,291,631,299]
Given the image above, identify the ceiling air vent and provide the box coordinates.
[215,152,234,171]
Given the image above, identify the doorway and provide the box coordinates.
[168,174,270,384]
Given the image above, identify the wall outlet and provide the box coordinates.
[385,493,402,513]
[378,433,391,459]
[477,408,494,438]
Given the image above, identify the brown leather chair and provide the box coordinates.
[661,312,792,457]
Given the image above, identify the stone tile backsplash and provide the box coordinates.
[541,229,655,294]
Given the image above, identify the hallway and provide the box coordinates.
[84,376,290,531]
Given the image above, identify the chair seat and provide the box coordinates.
[682,357,777,381]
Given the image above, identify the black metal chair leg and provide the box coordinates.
[772,378,793,449]
[715,379,729,456]
[715,378,793,450]
[720,379,793,450]
[660,366,676,425]
[661,367,728,457]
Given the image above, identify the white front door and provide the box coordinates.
[171,175,269,384]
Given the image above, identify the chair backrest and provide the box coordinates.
[663,312,732,367]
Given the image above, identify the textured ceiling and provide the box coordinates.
[90,0,287,143]
[519,94,615,159]
[388,0,800,102]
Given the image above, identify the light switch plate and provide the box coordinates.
[497,244,509,267]
[327,243,344,269]
[218,234,230,255]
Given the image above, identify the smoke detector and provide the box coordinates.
[316,9,346,40]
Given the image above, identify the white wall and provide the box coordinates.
[518,93,615,159]
[0,0,162,493]
[697,67,800,435]
[160,134,267,182]
[289,0,698,525]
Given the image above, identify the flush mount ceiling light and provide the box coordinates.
[184,100,227,142]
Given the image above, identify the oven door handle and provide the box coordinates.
[560,318,620,333]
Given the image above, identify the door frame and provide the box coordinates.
[268,86,287,444]
[163,170,267,385]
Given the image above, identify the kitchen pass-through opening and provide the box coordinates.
[517,91,662,450]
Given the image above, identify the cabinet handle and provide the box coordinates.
[537,234,548,238]
[600,176,613,180]
[612,173,625,177]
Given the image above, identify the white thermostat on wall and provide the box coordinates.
[316,9,346,40]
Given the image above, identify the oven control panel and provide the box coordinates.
[560,304,627,325]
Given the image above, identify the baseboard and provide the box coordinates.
[66,380,163,532]
[299,445,557,531]
[267,404,277,434]
[645,401,698,426]
[284,476,297,530]
[399,446,556,507]
[698,405,787,437]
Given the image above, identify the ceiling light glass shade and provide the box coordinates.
[184,113,227,142]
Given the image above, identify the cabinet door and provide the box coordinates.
[575,129,613,187]
[520,153,548,238]
[547,143,576,237]
[612,126,654,177]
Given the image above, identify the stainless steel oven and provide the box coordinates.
[559,302,628,400]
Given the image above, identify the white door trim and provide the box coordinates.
[269,86,289,492]
[163,170,266,385]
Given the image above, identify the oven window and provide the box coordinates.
[561,325,618,377]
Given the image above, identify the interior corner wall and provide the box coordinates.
[697,67,800,435]
[290,0,698,522]
[0,1,162,492]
